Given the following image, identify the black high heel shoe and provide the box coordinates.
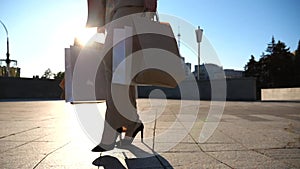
[91,127,123,152]
[122,122,144,145]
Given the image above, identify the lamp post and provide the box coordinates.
[0,20,17,77]
[195,26,203,80]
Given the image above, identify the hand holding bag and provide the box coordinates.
[131,12,186,88]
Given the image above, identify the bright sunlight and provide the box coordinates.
[75,28,98,46]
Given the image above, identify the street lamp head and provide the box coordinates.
[0,20,14,77]
[195,26,203,43]
[0,20,10,60]
[0,20,8,37]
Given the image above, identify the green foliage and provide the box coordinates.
[245,37,300,88]
[53,71,65,80]
[41,68,65,80]
[41,68,53,79]
[294,40,300,83]
[244,55,260,78]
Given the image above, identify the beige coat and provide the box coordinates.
[86,0,144,27]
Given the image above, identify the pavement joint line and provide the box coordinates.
[151,110,168,169]
[0,126,41,139]
[217,128,254,149]
[157,150,210,153]
[154,155,168,169]
[0,120,39,121]
[189,127,234,169]
[195,144,235,169]
[199,147,300,153]
[0,118,58,122]
[142,138,168,168]
[251,146,300,151]
[226,120,290,146]
[40,117,57,121]
[161,109,235,169]
[32,141,71,169]
[152,110,158,150]
[199,142,237,144]
[154,142,196,144]
[1,100,299,168]
[215,127,290,163]
[0,140,55,143]
[250,148,298,168]
[0,134,49,154]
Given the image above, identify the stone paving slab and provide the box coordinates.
[159,152,230,169]
[256,148,300,168]
[207,150,290,169]
[0,100,299,168]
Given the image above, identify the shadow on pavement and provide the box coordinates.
[92,155,126,169]
[92,143,173,168]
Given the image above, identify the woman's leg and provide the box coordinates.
[101,48,139,141]
[100,6,144,145]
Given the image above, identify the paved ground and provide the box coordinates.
[0,99,299,169]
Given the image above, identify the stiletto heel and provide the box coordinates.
[91,127,123,152]
[141,128,144,143]
[122,122,144,145]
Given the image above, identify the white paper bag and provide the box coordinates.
[112,26,134,85]
[65,44,106,103]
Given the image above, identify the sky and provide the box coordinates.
[0,0,299,78]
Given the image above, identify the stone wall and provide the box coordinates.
[0,77,62,100]
[261,88,300,101]
[138,77,257,101]
[0,77,257,101]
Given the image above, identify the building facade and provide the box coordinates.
[193,63,244,80]
[0,66,21,77]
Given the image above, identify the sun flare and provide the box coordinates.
[74,28,97,46]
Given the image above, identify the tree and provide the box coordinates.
[41,68,53,79]
[258,52,272,87]
[53,71,65,80]
[294,40,300,85]
[261,37,294,87]
[244,55,260,77]
[266,36,276,54]
[245,55,263,98]
[244,37,297,88]
[296,40,300,57]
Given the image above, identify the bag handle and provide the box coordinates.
[142,10,160,22]
[154,12,160,22]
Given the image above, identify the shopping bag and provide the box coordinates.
[112,26,135,85]
[86,0,105,27]
[65,44,106,102]
[131,14,186,88]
